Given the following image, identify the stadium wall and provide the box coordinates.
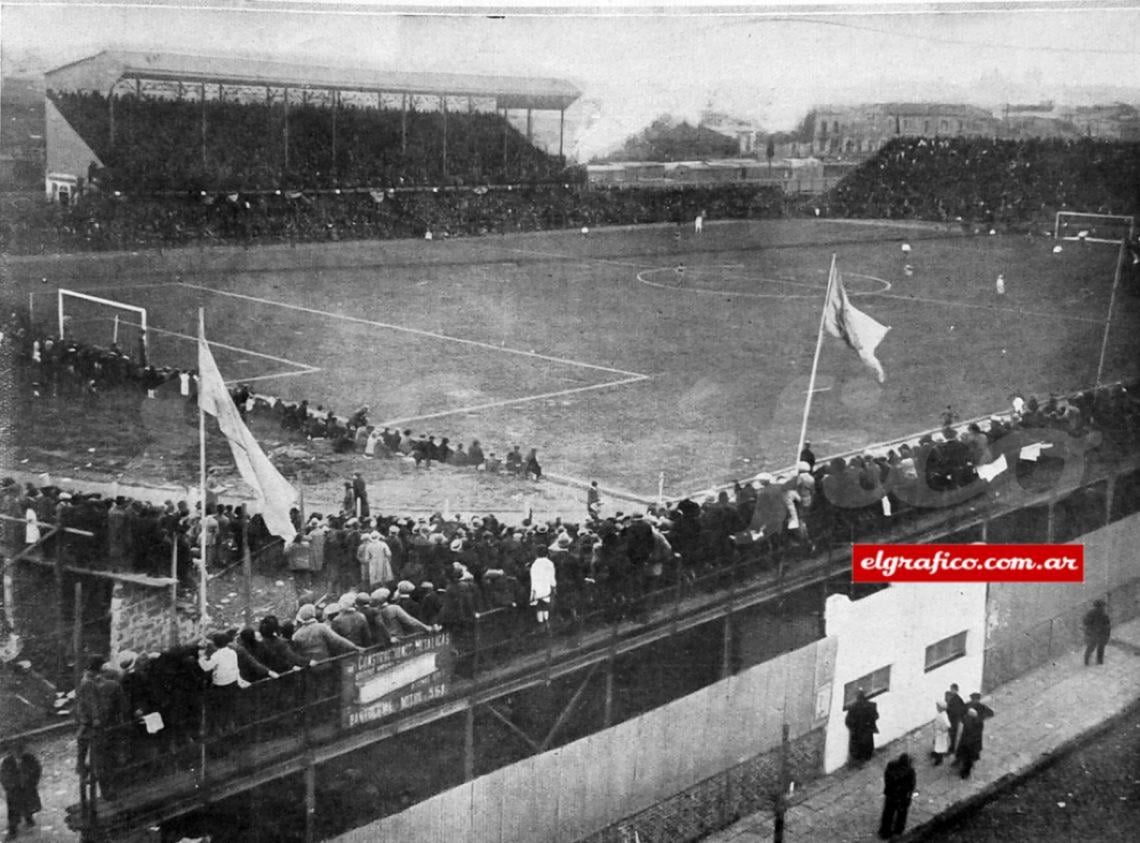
[982,509,1140,690]
[108,579,198,657]
[330,636,837,843]
[821,582,987,774]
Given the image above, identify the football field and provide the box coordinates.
[36,218,1140,499]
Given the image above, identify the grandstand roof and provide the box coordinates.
[45,50,580,111]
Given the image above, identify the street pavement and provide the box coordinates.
[12,620,1140,842]
[705,616,1140,843]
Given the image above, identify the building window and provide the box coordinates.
[924,631,968,672]
[843,665,891,709]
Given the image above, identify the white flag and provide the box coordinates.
[198,333,297,539]
[1019,443,1052,462]
[977,455,1008,483]
[822,263,890,382]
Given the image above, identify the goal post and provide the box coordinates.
[1053,211,1136,244]
[58,289,148,357]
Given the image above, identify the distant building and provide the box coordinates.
[1058,103,1140,140]
[699,114,762,156]
[809,103,1000,157]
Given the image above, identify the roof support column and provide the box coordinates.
[441,95,448,178]
[502,107,509,178]
[559,108,565,161]
[330,88,338,187]
[108,89,115,150]
[401,94,407,155]
[266,86,272,174]
[200,83,207,170]
[283,87,290,172]
[526,107,533,143]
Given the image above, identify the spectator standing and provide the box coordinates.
[290,605,360,664]
[845,690,879,765]
[587,481,602,520]
[955,693,995,779]
[931,700,952,765]
[524,449,542,481]
[944,683,965,752]
[357,531,394,588]
[330,595,373,648]
[1,741,41,838]
[1083,599,1111,666]
[198,632,249,735]
[529,550,557,626]
[351,472,369,518]
[877,753,916,840]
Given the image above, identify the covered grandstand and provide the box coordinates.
[44,50,581,195]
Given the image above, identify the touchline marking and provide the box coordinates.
[874,291,1105,324]
[235,368,323,385]
[637,267,892,299]
[379,374,650,427]
[139,324,321,378]
[502,246,654,271]
[176,282,648,379]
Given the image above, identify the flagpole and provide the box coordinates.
[198,308,209,633]
[795,254,837,466]
[1095,239,1127,388]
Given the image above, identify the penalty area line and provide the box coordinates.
[176,282,648,379]
[379,374,651,428]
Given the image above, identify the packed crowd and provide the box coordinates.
[55,374,1140,803]
[827,136,1140,224]
[0,181,785,255]
[50,92,563,191]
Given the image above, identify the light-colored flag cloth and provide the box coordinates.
[198,332,297,539]
[977,454,1008,483]
[822,264,890,382]
[1019,443,1052,462]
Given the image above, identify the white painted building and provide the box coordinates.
[822,582,987,773]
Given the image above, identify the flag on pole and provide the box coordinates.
[198,331,297,539]
[822,264,890,382]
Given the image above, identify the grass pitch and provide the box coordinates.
[16,218,1139,499]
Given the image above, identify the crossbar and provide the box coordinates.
[58,288,148,343]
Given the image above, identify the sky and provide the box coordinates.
[2,1,1138,159]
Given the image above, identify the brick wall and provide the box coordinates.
[579,728,825,843]
[108,580,199,655]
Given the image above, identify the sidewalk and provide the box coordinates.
[705,616,1140,843]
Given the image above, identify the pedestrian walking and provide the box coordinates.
[1,741,41,838]
[845,690,880,765]
[944,682,965,753]
[1083,599,1111,665]
[878,753,916,839]
[931,700,952,765]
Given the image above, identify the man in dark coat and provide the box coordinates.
[845,690,879,764]
[944,683,966,753]
[878,753,916,839]
[351,472,369,518]
[1,741,41,837]
[1083,599,1111,665]
[955,694,994,778]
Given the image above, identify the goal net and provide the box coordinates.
[1053,211,1136,244]
[57,289,149,363]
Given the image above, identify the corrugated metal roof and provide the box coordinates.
[46,50,580,111]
